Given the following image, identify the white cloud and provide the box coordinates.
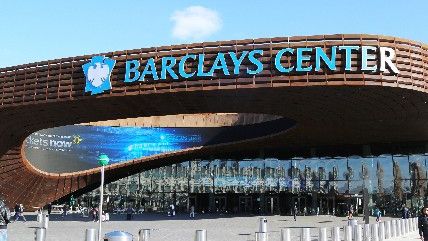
[171,6,222,40]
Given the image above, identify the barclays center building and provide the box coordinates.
[2,34,428,217]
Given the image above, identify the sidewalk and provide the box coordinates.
[391,231,420,240]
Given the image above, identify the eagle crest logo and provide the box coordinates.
[82,56,116,95]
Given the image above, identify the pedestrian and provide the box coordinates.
[402,205,409,219]
[293,205,297,221]
[418,206,428,241]
[190,205,195,218]
[90,206,97,222]
[47,203,52,216]
[0,198,10,241]
[126,205,134,220]
[375,207,381,222]
[348,205,354,220]
[14,204,26,222]
[13,204,19,221]
[316,206,319,216]
[62,204,68,217]
[170,203,175,217]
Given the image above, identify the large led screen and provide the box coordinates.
[24,118,295,173]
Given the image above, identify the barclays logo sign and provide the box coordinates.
[82,56,116,95]
[82,45,400,95]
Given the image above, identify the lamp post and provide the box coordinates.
[98,154,109,241]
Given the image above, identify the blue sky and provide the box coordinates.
[0,0,427,68]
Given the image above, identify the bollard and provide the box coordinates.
[37,213,42,223]
[348,219,357,240]
[409,218,413,232]
[363,224,370,241]
[259,217,268,233]
[255,232,268,241]
[409,218,412,232]
[280,229,290,241]
[35,227,46,241]
[85,228,97,241]
[396,219,401,237]
[401,219,406,235]
[345,226,352,241]
[406,219,410,234]
[139,229,151,241]
[385,221,391,239]
[391,220,396,238]
[371,224,379,241]
[379,222,385,241]
[319,227,327,241]
[195,230,207,241]
[355,225,363,241]
[104,231,133,241]
[331,227,340,241]
[42,215,49,229]
[385,221,392,239]
[415,217,418,231]
[301,228,310,241]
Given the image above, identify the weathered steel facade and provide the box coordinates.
[1,34,428,209]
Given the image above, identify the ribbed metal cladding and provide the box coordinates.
[0,34,427,107]
[0,34,427,210]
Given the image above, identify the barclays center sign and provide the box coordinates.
[83,46,400,95]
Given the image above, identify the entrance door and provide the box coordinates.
[266,196,279,215]
[319,196,329,215]
[214,196,226,212]
[239,196,253,213]
[188,196,196,212]
[291,196,307,215]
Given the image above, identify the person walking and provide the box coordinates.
[90,206,97,222]
[403,205,409,219]
[348,205,354,220]
[293,204,297,221]
[0,199,10,241]
[126,205,134,220]
[375,207,382,222]
[170,203,176,217]
[14,204,26,222]
[47,203,52,216]
[62,204,68,217]
[418,206,428,241]
[190,205,195,218]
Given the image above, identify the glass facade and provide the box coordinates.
[79,153,428,216]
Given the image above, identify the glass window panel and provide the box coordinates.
[349,180,363,194]
[317,158,328,181]
[264,158,280,192]
[238,159,264,193]
[409,154,428,198]
[409,154,428,179]
[392,155,410,180]
[277,159,291,192]
[291,158,305,193]
[191,160,212,193]
[361,157,378,193]
[336,181,348,193]
[376,155,393,195]
[347,156,362,181]
[321,157,347,181]
[175,161,189,192]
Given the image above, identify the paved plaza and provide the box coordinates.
[7,213,420,241]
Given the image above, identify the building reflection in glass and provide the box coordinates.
[81,153,428,216]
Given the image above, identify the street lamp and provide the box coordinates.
[98,154,109,241]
